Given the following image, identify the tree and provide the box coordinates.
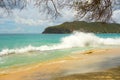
[0,0,27,13]
[74,0,112,22]
[0,0,119,22]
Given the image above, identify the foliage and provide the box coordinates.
[0,0,120,22]
[42,21,120,33]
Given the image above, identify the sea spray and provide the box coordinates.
[0,32,120,56]
[61,32,120,47]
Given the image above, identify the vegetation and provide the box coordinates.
[0,0,120,22]
[42,21,120,34]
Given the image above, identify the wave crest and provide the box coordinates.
[0,32,120,56]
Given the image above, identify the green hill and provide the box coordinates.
[42,21,120,34]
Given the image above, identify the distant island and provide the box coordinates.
[42,21,120,34]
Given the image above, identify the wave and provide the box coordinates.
[0,32,120,56]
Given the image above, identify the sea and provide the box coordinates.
[0,32,120,69]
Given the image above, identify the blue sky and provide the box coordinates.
[0,1,120,34]
[0,2,76,34]
[0,21,45,33]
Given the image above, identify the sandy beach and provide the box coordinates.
[0,47,120,80]
[0,0,120,80]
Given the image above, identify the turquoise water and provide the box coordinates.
[0,34,69,50]
[0,33,120,69]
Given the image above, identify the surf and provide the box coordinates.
[0,32,120,56]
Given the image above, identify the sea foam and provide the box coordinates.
[0,32,120,56]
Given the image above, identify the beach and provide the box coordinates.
[0,47,120,80]
[0,0,120,80]
[55,66,120,80]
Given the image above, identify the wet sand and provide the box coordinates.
[54,66,120,80]
[0,48,120,80]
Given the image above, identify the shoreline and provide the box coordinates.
[0,47,120,80]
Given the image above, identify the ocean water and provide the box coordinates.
[0,32,120,69]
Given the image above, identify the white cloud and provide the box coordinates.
[0,27,24,33]
[1,0,119,29]
[0,0,76,28]
[112,10,120,24]
[13,4,76,27]
[14,16,50,26]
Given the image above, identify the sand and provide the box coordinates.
[54,66,120,80]
[0,48,120,80]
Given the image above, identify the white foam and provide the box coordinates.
[61,32,120,47]
[0,32,120,56]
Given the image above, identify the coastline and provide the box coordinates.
[0,47,120,80]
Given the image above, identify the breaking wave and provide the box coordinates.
[0,32,120,56]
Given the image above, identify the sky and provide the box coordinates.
[0,1,76,34]
[0,1,120,34]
